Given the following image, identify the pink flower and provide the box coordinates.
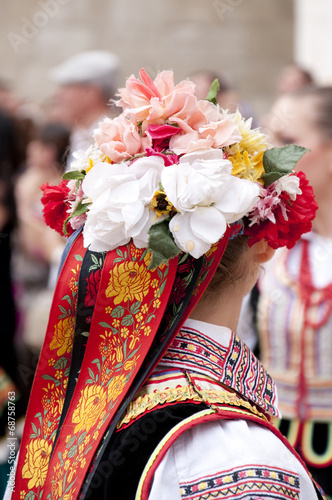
[145,148,179,166]
[146,124,180,152]
[69,213,87,230]
[170,115,241,154]
[94,114,147,162]
[116,69,196,123]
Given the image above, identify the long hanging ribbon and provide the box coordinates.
[14,232,86,498]
[41,242,178,499]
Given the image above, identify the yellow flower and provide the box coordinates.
[144,251,152,268]
[227,111,269,156]
[41,383,64,414]
[135,312,143,322]
[143,326,151,337]
[130,244,143,260]
[150,190,176,217]
[51,462,65,498]
[124,354,140,372]
[229,150,264,183]
[41,383,56,409]
[42,407,58,437]
[80,457,86,469]
[120,327,129,338]
[22,438,52,489]
[142,303,149,314]
[48,358,55,366]
[50,316,75,356]
[72,385,107,433]
[69,276,78,293]
[105,306,113,314]
[55,370,63,380]
[111,335,124,363]
[64,459,70,470]
[154,289,161,298]
[20,491,26,499]
[106,261,151,305]
[112,319,120,328]
[153,299,161,309]
[99,331,113,356]
[108,374,128,401]
[151,279,159,288]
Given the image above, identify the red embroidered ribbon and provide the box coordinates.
[15,239,178,499]
[13,233,86,498]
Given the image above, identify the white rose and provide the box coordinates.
[162,156,259,258]
[82,156,165,252]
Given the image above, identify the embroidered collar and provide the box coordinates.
[158,318,279,418]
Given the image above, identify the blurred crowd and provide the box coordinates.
[3,53,332,496]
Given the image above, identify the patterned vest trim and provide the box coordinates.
[135,407,326,500]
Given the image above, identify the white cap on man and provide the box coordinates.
[49,50,120,99]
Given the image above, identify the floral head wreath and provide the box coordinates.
[14,70,318,498]
[42,68,317,268]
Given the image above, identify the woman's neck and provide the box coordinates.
[189,286,244,332]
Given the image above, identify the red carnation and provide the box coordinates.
[245,171,318,249]
[40,180,74,237]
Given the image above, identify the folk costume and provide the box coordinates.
[253,231,332,495]
[10,69,324,499]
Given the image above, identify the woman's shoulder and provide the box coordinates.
[148,418,319,500]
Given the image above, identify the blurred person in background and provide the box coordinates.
[277,62,315,95]
[49,50,120,167]
[0,110,24,497]
[14,123,70,386]
[239,86,332,498]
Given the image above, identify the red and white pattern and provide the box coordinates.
[159,321,279,418]
[179,464,300,499]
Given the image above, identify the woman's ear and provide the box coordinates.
[251,239,275,264]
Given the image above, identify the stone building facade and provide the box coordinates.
[2,0,295,116]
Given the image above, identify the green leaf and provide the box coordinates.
[81,331,89,337]
[72,200,89,217]
[121,314,134,326]
[62,294,72,305]
[54,357,68,370]
[58,305,68,315]
[262,145,310,186]
[205,78,220,105]
[146,314,155,323]
[78,431,87,445]
[130,301,141,314]
[68,444,78,458]
[111,306,125,318]
[88,367,95,379]
[147,220,181,270]
[62,170,85,180]
[66,436,75,449]
[75,254,83,261]
[113,257,123,264]
[41,374,60,386]
[99,321,111,328]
